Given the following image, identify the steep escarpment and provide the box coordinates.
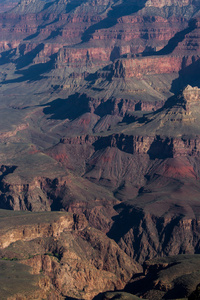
[110,55,193,79]
[0,161,119,233]
[107,194,200,263]
[0,210,140,300]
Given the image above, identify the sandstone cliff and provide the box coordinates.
[0,210,140,300]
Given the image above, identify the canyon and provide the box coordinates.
[0,0,200,299]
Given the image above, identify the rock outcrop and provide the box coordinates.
[0,210,140,300]
[183,85,200,112]
[126,255,200,299]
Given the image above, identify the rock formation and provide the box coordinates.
[0,0,200,298]
[126,255,200,299]
[0,210,140,299]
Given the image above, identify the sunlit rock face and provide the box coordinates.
[183,85,200,112]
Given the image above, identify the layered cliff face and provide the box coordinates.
[0,0,199,74]
[0,210,140,300]
[0,161,119,233]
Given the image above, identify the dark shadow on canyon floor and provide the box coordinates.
[15,43,44,69]
[1,53,57,84]
[42,93,90,120]
[170,58,200,94]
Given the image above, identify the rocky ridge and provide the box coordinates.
[0,209,140,300]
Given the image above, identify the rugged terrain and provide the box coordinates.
[0,209,140,299]
[1,0,200,299]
